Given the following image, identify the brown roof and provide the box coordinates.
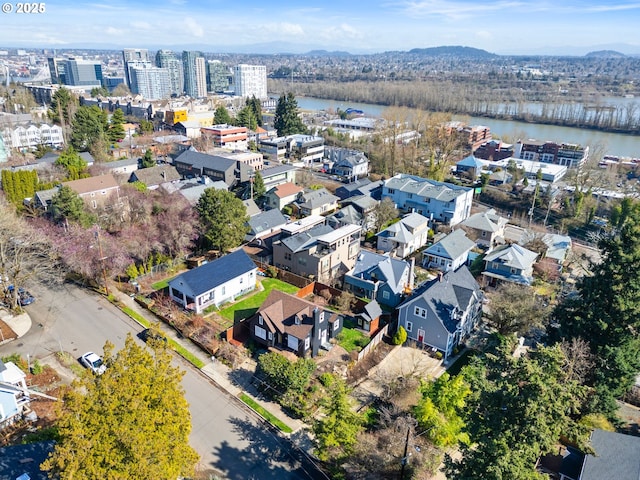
[254,290,320,339]
[63,174,119,195]
[274,182,303,199]
[131,165,181,186]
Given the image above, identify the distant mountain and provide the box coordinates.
[585,50,626,58]
[305,50,352,57]
[407,46,497,58]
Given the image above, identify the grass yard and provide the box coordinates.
[218,278,299,323]
[336,318,370,353]
[151,276,176,291]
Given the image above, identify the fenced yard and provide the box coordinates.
[218,278,299,325]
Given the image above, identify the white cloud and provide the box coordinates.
[106,27,124,36]
[130,21,152,30]
[263,22,305,37]
[184,17,204,38]
[321,23,364,41]
[475,30,492,39]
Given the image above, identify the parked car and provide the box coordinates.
[80,352,106,375]
[5,285,35,306]
[139,328,168,345]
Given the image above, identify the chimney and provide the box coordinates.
[312,307,322,357]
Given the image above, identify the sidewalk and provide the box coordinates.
[110,287,310,440]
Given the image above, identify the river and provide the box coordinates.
[296,97,640,159]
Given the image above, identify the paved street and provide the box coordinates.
[0,281,324,479]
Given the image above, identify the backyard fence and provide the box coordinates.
[356,322,391,362]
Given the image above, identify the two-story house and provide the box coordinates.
[33,174,122,211]
[327,148,370,180]
[168,249,257,313]
[248,290,342,358]
[381,173,473,226]
[264,182,303,211]
[397,266,483,361]
[422,229,475,272]
[457,208,508,252]
[343,250,413,308]
[376,212,430,258]
[482,243,538,286]
[295,188,340,217]
[273,223,362,283]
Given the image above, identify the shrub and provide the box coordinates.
[392,325,407,345]
[434,351,443,360]
[266,266,278,278]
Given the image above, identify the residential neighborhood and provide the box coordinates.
[0,37,639,480]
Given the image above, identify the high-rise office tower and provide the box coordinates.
[129,65,171,100]
[123,48,150,88]
[156,49,184,96]
[182,51,207,98]
[233,64,267,99]
[206,60,230,93]
[64,58,103,86]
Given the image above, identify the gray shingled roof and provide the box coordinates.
[460,209,508,233]
[168,249,256,298]
[424,229,475,261]
[350,250,409,294]
[280,224,334,253]
[297,188,339,210]
[174,150,236,171]
[400,266,481,334]
[247,209,288,237]
[385,174,472,202]
[484,244,538,270]
[580,429,640,480]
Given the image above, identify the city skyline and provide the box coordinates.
[1,0,640,55]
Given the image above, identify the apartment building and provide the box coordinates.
[273,223,362,283]
[200,124,248,150]
[1,123,64,151]
[233,64,267,99]
[515,139,589,168]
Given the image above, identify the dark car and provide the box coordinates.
[139,328,168,344]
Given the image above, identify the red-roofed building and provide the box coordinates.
[264,182,303,210]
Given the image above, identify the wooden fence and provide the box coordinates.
[357,322,391,362]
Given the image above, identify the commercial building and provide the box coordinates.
[63,58,103,87]
[206,60,230,93]
[233,64,267,99]
[182,51,207,98]
[129,65,171,100]
[200,124,248,150]
[515,139,589,168]
[122,48,150,88]
[156,50,184,96]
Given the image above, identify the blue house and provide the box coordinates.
[482,243,538,286]
[455,155,487,179]
[343,250,413,308]
[397,266,483,361]
[168,249,257,313]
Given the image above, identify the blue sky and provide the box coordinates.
[1,0,639,54]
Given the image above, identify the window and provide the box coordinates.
[304,337,310,350]
[382,291,390,300]
[284,252,292,261]
[258,315,263,325]
[406,321,413,332]
[387,188,395,194]
[414,306,427,318]
[255,325,267,340]
[334,318,340,330]
[268,332,273,341]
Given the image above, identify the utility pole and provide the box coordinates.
[95,227,109,296]
[399,427,410,480]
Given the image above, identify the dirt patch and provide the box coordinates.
[346,338,395,385]
[0,318,17,343]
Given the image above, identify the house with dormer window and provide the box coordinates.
[376,212,430,258]
[248,290,343,357]
[396,266,482,361]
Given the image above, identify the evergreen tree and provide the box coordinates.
[71,105,108,152]
[445,344,589,480]
[235,105,257,130]
[50,185,94,227]
[213,105,232,125]
[55,147,88,180]
[42,335,199,479]
[252,171,265,199]
[274,92,307,136]
[48,87,77,126]
[551,200,640,416]
[140,149,156,168]
[195,188,249,253]
[107,108,126,143]
[246,95,263,127]
[1,170,38,207]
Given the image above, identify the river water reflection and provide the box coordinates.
[296,97,640,158]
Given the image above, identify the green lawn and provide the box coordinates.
[151,276,176,291]
[336,318,370,353]
[239,393,293,433]
[218,278,299,323]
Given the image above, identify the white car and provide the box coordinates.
[80,351,106,375]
